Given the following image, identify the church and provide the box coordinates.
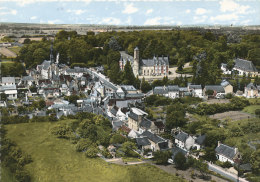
[119,47,169,77]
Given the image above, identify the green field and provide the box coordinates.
[8,46,21,56]
[5,120,184,182]
[242,105,260,115]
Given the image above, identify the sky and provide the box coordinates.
[0,0,259,26]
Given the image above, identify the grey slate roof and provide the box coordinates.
[110,106,118,116]
[189,85,202,89]
[136,137,151,146]
[153,86,168,95]
[171,146,188,160]
[141,130,165,144]
[195,135,206,145]
[141,56,169,67]
[205,85,225,93]
[1,77,15,84]
[140,117,152,129]
[121,85,137,92]
[175,131,189,142]
[221,80,230,87]
[234,58,258,72]
[168,85,179,92]
[215,144,237,160]
[119,51,134,65]
[246,83,257,89]
[128,111,139,121]
[21,76,34,81]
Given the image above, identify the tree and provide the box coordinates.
[120,141,137,157]
[23,38,31,44]
[0,93,7,101]
[109,134,126,144]
[121,61,136,85]
[140,77,152,93]
[203,147,217,162]
[153,150,172,164]
[85,146,99,158]
[76,138,93,152]
[251,149,260,175]
[255,109,260,118]
[205,90,214,96]
[174,152,188,170]
[166,104,187,130]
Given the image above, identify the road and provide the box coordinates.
[208,162,248,182]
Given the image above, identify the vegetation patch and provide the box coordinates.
[5,119,184,182]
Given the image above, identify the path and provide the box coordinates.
[208,162,248,182]
[148,162,228,182]
[104,158,145,165]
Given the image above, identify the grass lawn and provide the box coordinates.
[8,46,21,55]
[175,67,193,74]
[1,165,17,182]
[242,105,260,115]
[122,157,142,163]
[5,120,184,182]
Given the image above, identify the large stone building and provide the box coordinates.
[119,47,169,77]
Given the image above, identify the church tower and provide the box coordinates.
[133,47,139,77]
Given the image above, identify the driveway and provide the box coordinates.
[208,162,248,182]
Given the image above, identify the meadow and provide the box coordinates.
[4,120,184,182]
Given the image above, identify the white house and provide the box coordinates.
[188,84,203,98]
[0,85,17,100]
[244,83,259,98]
[1,77,15,86]
[175,131,195,151]
[215,142,239,164]
[168,85,179,99]
[221,58,259,77]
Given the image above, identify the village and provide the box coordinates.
[1,42,259,181]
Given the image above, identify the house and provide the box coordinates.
[244,83,259,98]
[188,84,203,98]
[215,141,240,164]
[220,80,233,95]
[232,58,258,77]
[136,137,151,151]
[139,118,165,134]
[119,48,169,77]
[153,85,179,99]
[37,60,52,79]
[193,134,206,150]
[19,76,35,87]
[221,63,232,75]
[128,108,148,131]
[0,85,17,100]
[204,85,225,98]
[1,77,15,86]
[174,131,195,151]
[139,130,168,151]
[221,59,259,77]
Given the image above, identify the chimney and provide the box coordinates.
[234,147,238,154]
[217,141,221,147]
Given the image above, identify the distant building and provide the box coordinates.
[244,83,259,98]
[215,141,240,164]
[221,58,259,77]
[119,47,169,77]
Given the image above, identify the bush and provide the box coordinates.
[101,148,113,159]
[85,146,99,158]
[174,152,188,170]
[75,138,93,152]
[153,150,172,164]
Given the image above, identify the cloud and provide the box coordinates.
[144,17,175,25]
[122,3,138,14]
[0,7,17,15]
[30,16,37,20]
[195,8,207,15]
[193,15,208,23]
[2,0,92,6]
[66,9,86,15]
[240,19,252,25]
[146,9,153,15]
[100,17,121,25]
[185,9,190,14]
[210,13,239,22]
[219,0,250,14]
[47,19,62,24]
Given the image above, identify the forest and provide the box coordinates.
[11,29,260,87]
